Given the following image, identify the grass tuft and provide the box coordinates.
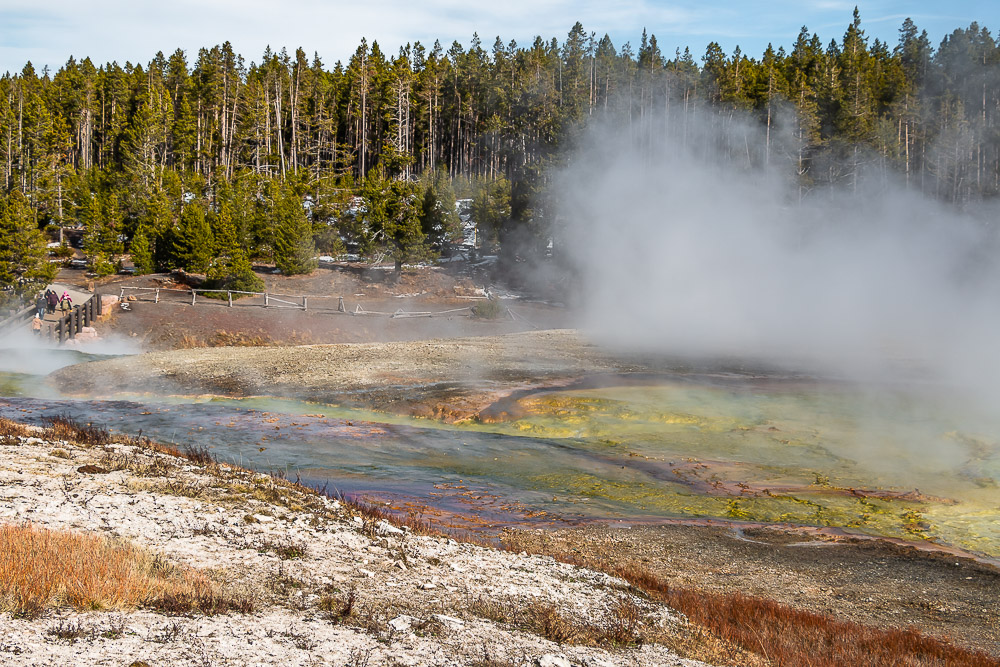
[43,416,111,447]
[0,418,34,444]
[46,619,91,641]
[318,585,357,623]
[259,537,308,560]
[179,444,215,466]
[465,595,646,648]
[471,298,504,319]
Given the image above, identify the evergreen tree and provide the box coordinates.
[361,168,426,271]
[204,180,265,294]
[418,168,461,249]
[273,187,317,275]
[384,179,425,271]
[129,225,154,274]
[139,188,174,270]
[79,190,123,276]
[0,192,57,302]
[471,176,510,247]
[171,201,214,272]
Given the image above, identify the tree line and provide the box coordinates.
[1,9,999,301]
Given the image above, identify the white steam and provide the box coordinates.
[0,328,142,377]
[558,116,1000,391]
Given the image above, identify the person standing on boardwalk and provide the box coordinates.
[31,316,42,335]
[60,292,72,313]
[46,290,58,314]
[35,294,46,319]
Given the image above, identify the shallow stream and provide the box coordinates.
[1,345,997,559]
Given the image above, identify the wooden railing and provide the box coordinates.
[0,303,35,336]
[52,295,101,344]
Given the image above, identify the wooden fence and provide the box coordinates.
[118,286,484,318]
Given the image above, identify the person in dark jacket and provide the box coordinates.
[35,294,46,319]
[46,290,58,314]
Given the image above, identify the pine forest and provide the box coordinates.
[2,10,1000,300]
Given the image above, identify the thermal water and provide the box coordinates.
[1,348,996,558]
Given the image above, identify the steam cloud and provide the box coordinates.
[557,114,1000,393]
[0,328,142,380]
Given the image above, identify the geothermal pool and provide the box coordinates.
[1,347,997,559]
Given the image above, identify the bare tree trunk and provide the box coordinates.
[291,60,300,171]
[360,51,367,177]
[904,119,910,189]
[264,86,272,174]
[196,101,202,176]
[274,76,285,176]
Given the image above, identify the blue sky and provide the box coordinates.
[0,0,995,75]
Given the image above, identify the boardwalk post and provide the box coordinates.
[56,319,63,344]
[338,296,345,312]
[82,300,89,327]
[264,293,269,307]
[191,290,196,305]
[228,291,233,307]
[155,288,159,303]
[302,296,307,311]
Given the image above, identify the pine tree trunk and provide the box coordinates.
[274,77,285,176]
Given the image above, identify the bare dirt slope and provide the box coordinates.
[62,263,573,349]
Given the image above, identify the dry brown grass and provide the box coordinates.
[176,329,278,348]
[341,496,494,547]
[0,522,252,618]
[99,449,174,476]
[43,415,112,447]
[652,583,999,667]
[258,537,308,560]
[499,539,1000,667]
[0,417,36,445]
[0,417,33,437]
[36,415,221,475]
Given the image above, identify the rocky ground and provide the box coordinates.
[0,425,733,667]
